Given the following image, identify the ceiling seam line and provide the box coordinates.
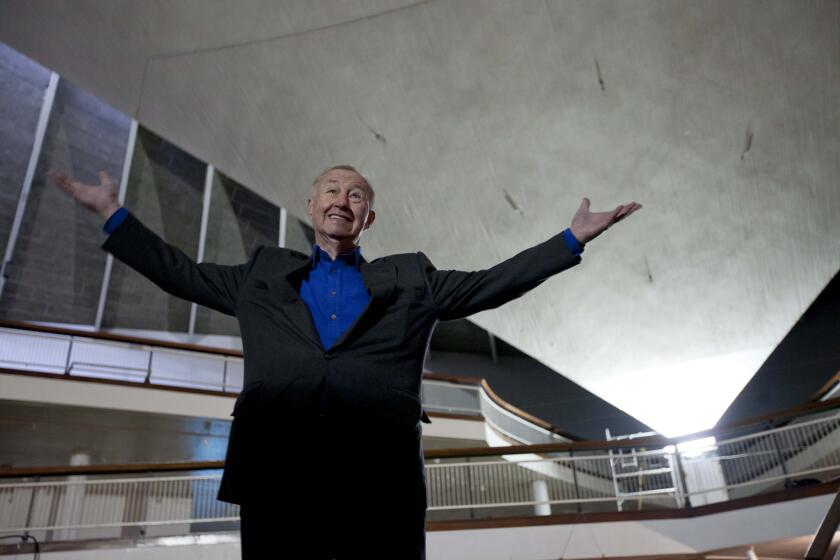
[143,0,437,64]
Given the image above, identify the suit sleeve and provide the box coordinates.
[101,211,256,316]
[419,232,581,321]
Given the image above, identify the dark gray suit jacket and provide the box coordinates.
[103,212,581,505]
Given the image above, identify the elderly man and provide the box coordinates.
[49,166,639,559]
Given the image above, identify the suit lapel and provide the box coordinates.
[267,255,323,349]
[330,259,397,350]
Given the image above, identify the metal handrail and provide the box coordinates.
[1,410,838,541]
[3,407,836,480]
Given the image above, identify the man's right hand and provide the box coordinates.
[48,170,121,220]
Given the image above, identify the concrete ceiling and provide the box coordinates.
[2,0,838,437]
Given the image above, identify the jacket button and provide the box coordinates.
[324,352,334,360]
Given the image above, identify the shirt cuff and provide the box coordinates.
[562,228,584,256]
[102,207,128,234]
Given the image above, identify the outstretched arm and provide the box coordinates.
[48,170,254,316]
[423,198,641,321]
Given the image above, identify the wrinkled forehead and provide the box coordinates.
[312,169,375,200]
[315,169,368,188]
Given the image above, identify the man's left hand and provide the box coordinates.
[569,198,642,244]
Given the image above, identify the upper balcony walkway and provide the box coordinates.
[0,319,574,444]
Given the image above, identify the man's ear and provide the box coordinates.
[365,210,376,230]
[306,198,313,217]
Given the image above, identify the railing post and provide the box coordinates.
[145,349,153,384]
[673,452,691,508]
[569,450,582,513]
[23,475,39,539]
[63,337,73,375]
[222,359,228,393]
[139,474,151,537]
[667,452,683,508]
[465,456,475,520]
[770,432,790,486]
[607,446,623,512]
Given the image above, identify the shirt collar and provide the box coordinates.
[310,244,363,269]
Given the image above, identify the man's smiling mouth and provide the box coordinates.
[328,214,351,221]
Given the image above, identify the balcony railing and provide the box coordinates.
[1,399,838,543]
[0,320,577,444]
[0,474,239,541]
[2,319,839,543]
[0,322,246,392]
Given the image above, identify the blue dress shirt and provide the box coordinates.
[563,228,584,257]
[300,245,371,350]
[103,207,129,234]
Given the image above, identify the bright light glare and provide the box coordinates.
[664,436,717,458]
[590,347,771,438]
[145,534,240,547]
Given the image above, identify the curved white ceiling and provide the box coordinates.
[2,0,838,436]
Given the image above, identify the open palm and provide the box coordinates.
[569,198,642,244]
[48,170,121,219]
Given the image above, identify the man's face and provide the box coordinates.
[307,169,375,246]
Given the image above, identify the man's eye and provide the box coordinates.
[350,192,362,200]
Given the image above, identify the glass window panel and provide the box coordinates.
[0,77,130,324]
[284,214,315,255]
[195,171,280,336]
[0,43,52,264]
[102,127,205,331]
